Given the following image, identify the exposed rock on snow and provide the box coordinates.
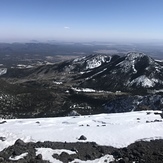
[78,135,87,140]
[0,137,6,142]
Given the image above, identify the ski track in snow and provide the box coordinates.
[0,111,163,162]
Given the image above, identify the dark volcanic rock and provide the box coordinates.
[0,137,6,141]
[36,154,43,160]
[0,139,163,162]
[14,139,26,146]
[0,121,7,124]
[78,135,87,140]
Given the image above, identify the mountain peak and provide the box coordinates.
[115,52,155,74]
[125,52,154,64]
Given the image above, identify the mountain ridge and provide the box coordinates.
[74,52,163,93]
[1,52,163,118]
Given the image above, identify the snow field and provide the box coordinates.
[0,110,163,162]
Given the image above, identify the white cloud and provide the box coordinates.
[64,26,70,29]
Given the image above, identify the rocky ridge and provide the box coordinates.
[3,52,163,93]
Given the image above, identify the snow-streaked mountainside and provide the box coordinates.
[3,52,163,93]
[73,54,110,70]
[0,111,163,152]
[29,52,163,92]
[78,52,163,92]
[57,54,111,73]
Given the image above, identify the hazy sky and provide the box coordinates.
[1,0,163,42]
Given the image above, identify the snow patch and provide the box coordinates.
[85,55,108,69]
[155,59,163,63]
[71,154,115,163]
[86,68,107,80]
[72,55,110,71]
[128,75,158,88]
[0,68,7,76]
[9,152,28,161]
[126,52,145,60]
[73,56,86,62]
[36,148,114,163]
[150,89,163,93]
[36,148,76,163]
[72,87,96,92]
[53,81,63,85]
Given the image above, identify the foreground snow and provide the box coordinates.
[0,111,163,153]
[35,148,115,163]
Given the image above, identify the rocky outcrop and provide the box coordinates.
[0,139,163,163]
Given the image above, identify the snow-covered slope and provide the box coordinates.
[61,54,111,73]
[0,111,163,152]
[73,54,110,70]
